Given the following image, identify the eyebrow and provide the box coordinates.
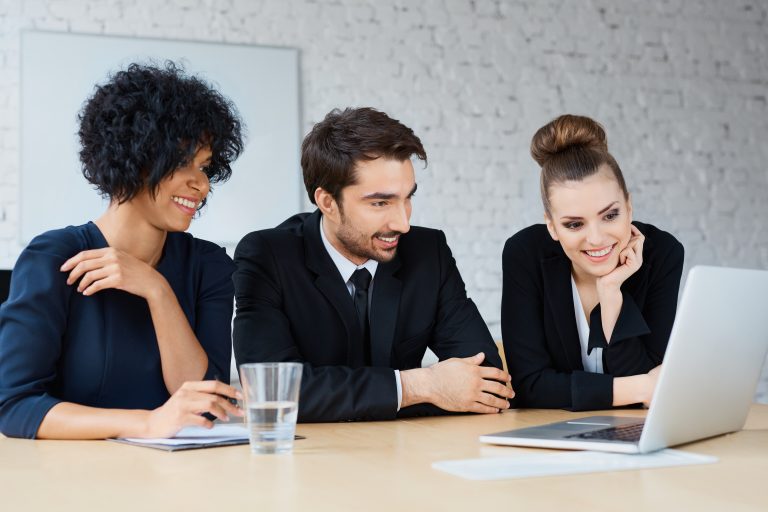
[362,183,418,201]
[559,201,619,220]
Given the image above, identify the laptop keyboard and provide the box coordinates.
[565,422,645,442]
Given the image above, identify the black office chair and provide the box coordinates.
[0,269,11,304]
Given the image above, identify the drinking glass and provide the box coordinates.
[239,362,302,454]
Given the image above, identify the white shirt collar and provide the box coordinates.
[320,215,378,284]
[570,275,603,374]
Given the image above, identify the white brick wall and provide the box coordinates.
[1,0,767,400]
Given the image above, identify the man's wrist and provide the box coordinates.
[400,368,432,408]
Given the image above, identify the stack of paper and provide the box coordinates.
[432,449,717,480]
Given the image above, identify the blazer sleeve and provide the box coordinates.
[193,242,236,382]
[232,232,398,423]
[0,233,77,438]
[595,234,685,375]
[396,230,502,419]
[426,230,501,367]
[501,234,614,411]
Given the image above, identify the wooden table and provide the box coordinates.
[2,406,767,511]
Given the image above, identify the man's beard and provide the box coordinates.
[337,212,400,263]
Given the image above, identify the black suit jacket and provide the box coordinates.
[233,210,501,422]
[501,221,684,411]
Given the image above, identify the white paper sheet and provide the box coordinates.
[120,424,249,447]
[432,449,717,480]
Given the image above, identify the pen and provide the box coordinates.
[214,373,241,407]
[200,374,241,422]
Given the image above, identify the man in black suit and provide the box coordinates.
[233,107,513,422]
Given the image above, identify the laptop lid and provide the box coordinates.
[638,265,768,452]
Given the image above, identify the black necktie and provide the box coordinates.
[350,268,372,365]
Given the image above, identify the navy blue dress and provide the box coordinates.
[0,222,235,438]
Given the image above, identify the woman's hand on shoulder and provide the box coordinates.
[596,224,645,295]
[60,247,167,300]
[143,381,244,438]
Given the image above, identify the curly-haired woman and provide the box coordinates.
[0,62,245,439]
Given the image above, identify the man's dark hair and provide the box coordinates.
[301,107,427,204]
[78,61,244,205]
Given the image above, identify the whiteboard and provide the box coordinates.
[20,31,301,246]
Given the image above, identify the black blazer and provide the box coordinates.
[233,210,501,422]
[501,221,684,411]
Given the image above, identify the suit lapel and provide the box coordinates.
[303,211,365,367]
[370,256,402,367]
[540,254,583,370]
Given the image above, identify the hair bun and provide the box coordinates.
[530,114,608,167]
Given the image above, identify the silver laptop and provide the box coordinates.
[480,266,768,454]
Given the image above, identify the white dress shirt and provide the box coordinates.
[319,216,403,410]
[571,275,604,374]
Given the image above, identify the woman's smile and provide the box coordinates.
[582,243,617,263]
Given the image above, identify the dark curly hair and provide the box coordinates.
[78,61,244,205]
